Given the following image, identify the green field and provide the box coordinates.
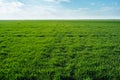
[0,20,120,80]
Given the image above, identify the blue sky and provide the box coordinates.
[0,0,120,19]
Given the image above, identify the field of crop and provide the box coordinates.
[0,20,120,80]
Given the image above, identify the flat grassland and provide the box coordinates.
[0,20,120,80]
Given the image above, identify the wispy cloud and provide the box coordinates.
[90,2,96,6]
[44,0,71,3]
[0,0,120,19]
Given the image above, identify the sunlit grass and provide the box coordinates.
[0,20,120,80]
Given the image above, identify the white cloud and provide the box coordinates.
[0,0,120,19]
[0,0,24,14]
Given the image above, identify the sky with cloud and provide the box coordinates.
[0,0,120,19]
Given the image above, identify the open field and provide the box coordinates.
[0,20,120,80]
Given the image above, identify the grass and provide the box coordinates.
[0,20,120,80]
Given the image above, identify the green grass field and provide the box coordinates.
[0,20,120,80]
